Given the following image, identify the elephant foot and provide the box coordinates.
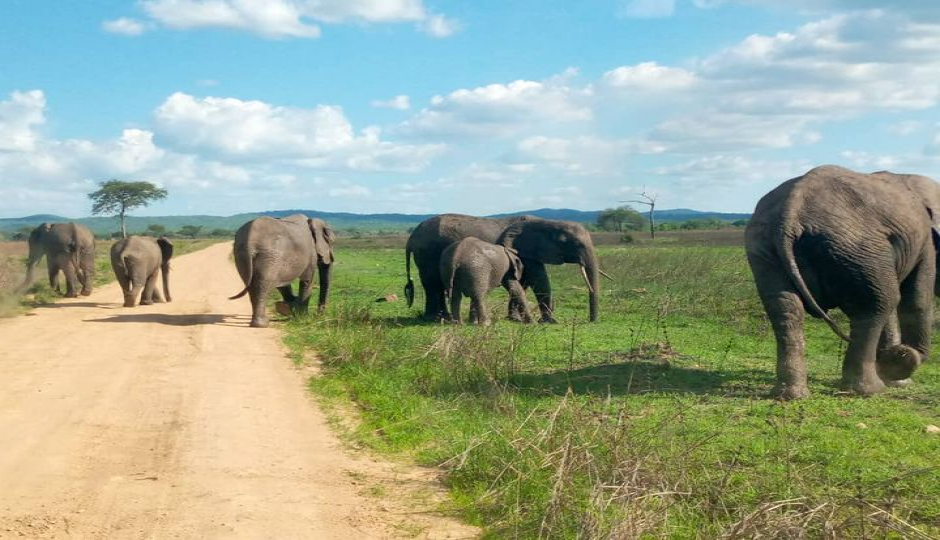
[250,317,270,328]
[876,344,922,382]
[64,292,78,299]
[885,378,913,388]
[123,300,136,308]
[81,290,92,297]
[539,316,558,324]
[773,383,810,401]
[840,376,886,397]
[140,300,154,306]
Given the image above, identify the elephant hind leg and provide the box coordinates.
[469,294,488,325]
[749,256,810,400]
[879,257,935,382]
[249,280,274,328]
[448,290,462,324]
[140,269,162,305]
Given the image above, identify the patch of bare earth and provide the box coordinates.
[0,242,477,539]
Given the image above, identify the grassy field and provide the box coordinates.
[0,238,222,315]
[285,232,940,538]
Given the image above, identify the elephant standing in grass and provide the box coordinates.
[19,222,96,297]
[230,215,334,328]
[405,214,600,323]
[746,165,940,399]
[111,236,173,307]
[440,237,531,325]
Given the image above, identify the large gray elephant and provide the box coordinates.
[19,222,96,297]
[111,235,173,307]
[230,214,334,328]
[745,165,940,399]
[405,214,600,323]
[440,237,532,325]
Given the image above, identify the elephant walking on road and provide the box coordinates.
[440,237,531,325]
[745,165,940,399]
[111,236,173,307]
[405,214,600,323]
[19,222,96,297]
[230,215,334,328]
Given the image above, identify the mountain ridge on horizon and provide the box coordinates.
[0,207,751,235]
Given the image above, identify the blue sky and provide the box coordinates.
[1,1,939,218]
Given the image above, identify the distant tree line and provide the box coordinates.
[593,206,748,234]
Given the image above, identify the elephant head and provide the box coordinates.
[308,218,334,265]
[20,223,53,290]
[497,217,600,322]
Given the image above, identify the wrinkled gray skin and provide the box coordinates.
[230,215,334,328]
[746,165,940,399]
[19,222,96,297]
[405,214,600,323]
[440,237,532,325]
[111,236,173,308]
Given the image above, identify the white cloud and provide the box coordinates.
[400,76,592,138]
[154,92,444,171]
[420,14,459,37]
[619,0,676,18]
[135,0,456,38]
[328,183,372,197]
[102,17,147,36]
[0,90,45,152]
[603,62,697,91]
[371,95,411,110]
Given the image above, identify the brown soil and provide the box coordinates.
[0,242,477,539]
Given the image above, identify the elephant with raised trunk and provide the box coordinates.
[18,222,96,297]
[230,215,334,328]
[746,165,940,399]
[440,237,531,325]
[111,235,173,307]
[405,214,600,323]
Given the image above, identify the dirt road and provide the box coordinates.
[0,242,474,539]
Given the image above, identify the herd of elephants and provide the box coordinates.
[12,165,940,400]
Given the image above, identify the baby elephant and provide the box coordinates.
[111,236,173,307]
[440,237,532,325]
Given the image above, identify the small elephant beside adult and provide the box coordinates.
[111,235,174,307]
[440,237,531,325]
[18,222,96,298]
[230,214,335,328]
[746,165,940,399]
[405,214,601,323]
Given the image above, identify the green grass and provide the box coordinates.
[285,240,940,538]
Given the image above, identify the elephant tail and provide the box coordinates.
[230,244,253,300]
[404,245,415,308]
[776,224,850,342]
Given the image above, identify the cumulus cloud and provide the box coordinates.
[0,90,45,152]
[371,95,411,110]
[154,92,444,171]
[102,17,147,36]
[133,0,456,38]
[603,62,697,91]
[400,77,592,138]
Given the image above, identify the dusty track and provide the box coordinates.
[0,242,474,539]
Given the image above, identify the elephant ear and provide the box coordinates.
[504,247,524,281]
[497,218,564,264]
[308,218,334,265]
[157,236,174,264]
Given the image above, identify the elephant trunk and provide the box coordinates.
[17,247,44,294]
[581,249,600,322]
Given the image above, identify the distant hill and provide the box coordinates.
[0,208,750,236]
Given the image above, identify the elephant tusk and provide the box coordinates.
[580,265,595,294]
[599,269,614,281]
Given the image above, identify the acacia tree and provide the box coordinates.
[88,180,167,238]
[597,206,646,232]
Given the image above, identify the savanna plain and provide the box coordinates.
[288,230,940,538]
[2,230,939,538]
